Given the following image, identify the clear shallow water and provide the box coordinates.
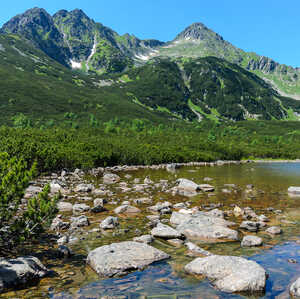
[4,163,300,299]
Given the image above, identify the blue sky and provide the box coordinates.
[1,0,299,67]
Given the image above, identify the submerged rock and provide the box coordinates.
[266,226,282,235]
[170,211,238,241]
[290,277,300,297]
[0,256,48,293]
[185,255,267,293]
[87,241,169,277]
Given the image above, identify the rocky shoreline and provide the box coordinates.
[1,162,300,297]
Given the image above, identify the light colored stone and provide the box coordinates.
[241,235,263,247]
[73,203,90,214]
[57,202,73,212]
[74,184,94,193]
[103,173,120,184]
[151,223,183,239]
[87,241,169,277]
[185,242,213,256]
[133,235,153,244]
[70,215,89,228]
[185,255,267,293]
[114,205,141,214]
[100,216,119,229]
[290,277,300,297]
[266,226,282,235]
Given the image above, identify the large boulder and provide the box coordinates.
[170,211,238,241]
[73,203,90,214]
[87,241,169,277]
[185,255,267,293]
[151,223,183,239]
[0,256,48,293]
[290,277,300,297]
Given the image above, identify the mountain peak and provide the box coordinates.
[174,22,223,42]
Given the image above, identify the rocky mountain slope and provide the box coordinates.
[1,8,163,74]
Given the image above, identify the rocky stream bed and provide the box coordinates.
[1,161,300,298]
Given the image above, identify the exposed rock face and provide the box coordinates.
[87,241,170,277]
[170,211,238,241]
[246,56,278,73]
[0,256,48,293]
[185,255,267,293]
[151,223,183,239]
[241,235,263,247]
[1,7,71,66]
[290,277,300,297]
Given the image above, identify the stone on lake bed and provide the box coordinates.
[103,173,120,184]
[185,255,267,293]
[0,256,49,293]
[290,277,300,297]
[87,241,170,277]
[266,226,282,235]
[241,235,263,247]
[170,211,238,241]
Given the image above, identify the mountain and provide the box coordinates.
[2,8,300,98]
[157,23,300,98]
[1,7,164,74]
[1,7,300,125]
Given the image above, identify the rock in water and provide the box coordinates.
[170,211,238,241]
[290,277,300,297]
[151,223,183,239]
[87,241,170,277]
[185,255,267,293]
[241,235,263,247]
[0,256,48,293]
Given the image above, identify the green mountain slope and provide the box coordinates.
[157,23,300,97]
[119,57,300,121]
[0,34,172,127]
[1,8,164,74]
